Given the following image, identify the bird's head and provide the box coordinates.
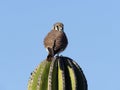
[52,22,64,31]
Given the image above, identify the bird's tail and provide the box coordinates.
[47,54,53,61]
[46,47,54,61]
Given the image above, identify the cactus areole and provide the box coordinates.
[28,56,87,90]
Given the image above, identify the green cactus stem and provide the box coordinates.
[28,56,87,90]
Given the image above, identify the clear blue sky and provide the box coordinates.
[0,0,120,90]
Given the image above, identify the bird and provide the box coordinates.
[44,22,68,61]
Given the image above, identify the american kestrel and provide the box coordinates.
[44,22,68,61]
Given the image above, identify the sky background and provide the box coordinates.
[0,0,120,90]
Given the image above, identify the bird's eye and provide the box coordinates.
[56,26,59,30]
[55,26,59,31]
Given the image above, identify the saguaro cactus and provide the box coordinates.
[28,56,87,90]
